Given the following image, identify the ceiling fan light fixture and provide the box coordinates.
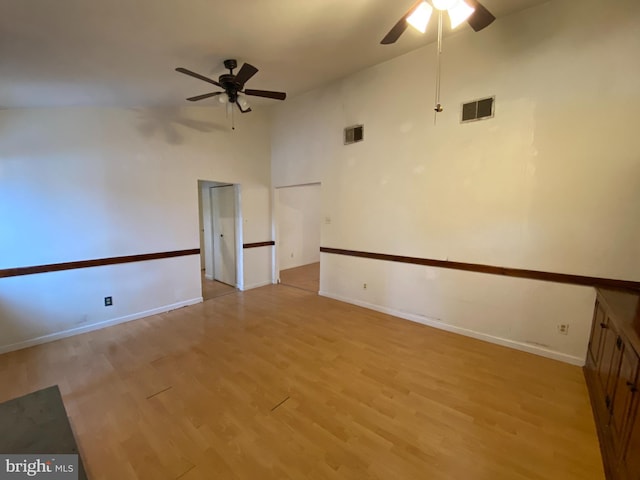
[448,0,475,28]
[432,0,457,11]
[218,95,228,104]
[237,96,250,110]
[407,1,433,34]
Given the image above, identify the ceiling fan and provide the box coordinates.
[175,59,286,116]
[381,0,495,45]
[380,0,496,117]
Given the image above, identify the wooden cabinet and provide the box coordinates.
[622,397,640,478]
[585,289,640,480]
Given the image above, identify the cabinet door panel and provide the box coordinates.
[607,338,624,409]
[622,397,640,478]
[611,347,638,454]
[589,301,607,364]
[599,320,621,401]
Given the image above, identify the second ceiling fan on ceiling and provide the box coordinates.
[380,0,496,117]
[381,0,495,44]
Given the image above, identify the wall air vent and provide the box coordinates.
[344,125,364,145]
[461,96,495,123]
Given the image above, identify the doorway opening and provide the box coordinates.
[197,180,243,300]
[274,183,321,293]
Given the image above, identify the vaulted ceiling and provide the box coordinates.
[0,0,549,108]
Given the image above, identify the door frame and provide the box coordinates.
[271,182,321,285]
[198,180,244,290]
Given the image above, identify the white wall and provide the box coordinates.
[0,106,272,353]
[271,0,640,364]
[277,184,322,271]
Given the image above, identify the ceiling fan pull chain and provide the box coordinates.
[231,103,236,131]
[434,9,444,119]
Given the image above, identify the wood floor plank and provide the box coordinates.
[201,272,238,301]
[280,262,320,292]
[0,285,603,479]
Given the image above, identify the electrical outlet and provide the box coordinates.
[363,283,367,289]
[557,324,569,335]
[104,296,113,307]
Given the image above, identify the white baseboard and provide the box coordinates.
[242,280,274,291]
[0,297,203,355]
[319,291,585,367]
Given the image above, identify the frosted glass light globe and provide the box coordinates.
[407,1,433,33]
[448,1,475,28]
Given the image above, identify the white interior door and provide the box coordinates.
[211,185,237,286]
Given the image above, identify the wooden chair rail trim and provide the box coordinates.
[0,249,201,279]
[243,241,275,249]
[320,247,640,292]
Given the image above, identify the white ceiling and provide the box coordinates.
[0,0,549,108]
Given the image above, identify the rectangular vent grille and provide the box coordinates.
[344,125,364,145]
[461,96,495,123]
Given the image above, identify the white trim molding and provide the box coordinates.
[0,297,203,355]
[241,280,274,291]
[319,290,585,367]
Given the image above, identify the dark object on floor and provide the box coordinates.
[0,385,88,479]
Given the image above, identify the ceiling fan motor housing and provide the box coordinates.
[219,74,239,102]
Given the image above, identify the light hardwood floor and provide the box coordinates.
[0,285,603,479]
[280,262,320,293]
[201,272,237,301]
